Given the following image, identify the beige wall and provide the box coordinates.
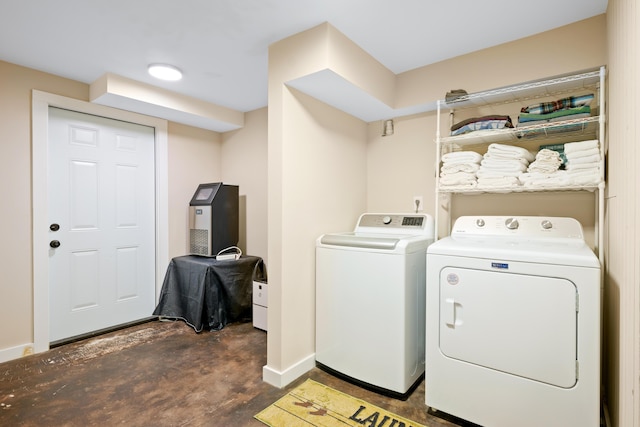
[167,122,222,259]
[222,107,269,262]
[0,61,89,354]
[396,16,607,111]
[605,0,640,425]
[266,23,369,383]
[367,112,438,216]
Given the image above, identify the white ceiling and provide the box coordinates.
[1,0,607,119]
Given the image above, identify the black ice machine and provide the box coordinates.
[189,183,239,256]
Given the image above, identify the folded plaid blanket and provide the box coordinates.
[451,115,513,131]
[518,105,591,123]
[520,94,594,114]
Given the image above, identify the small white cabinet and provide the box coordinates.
[252,280,268,331]
[434,66,606,263]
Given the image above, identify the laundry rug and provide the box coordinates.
[255,379,426,427]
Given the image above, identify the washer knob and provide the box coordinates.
[476,218,485,227]
[541,220,553,230]
[505,217,519,230]
[382,216,392,224]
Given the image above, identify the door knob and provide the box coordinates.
[50,223,60,231]
[50,240,61,248]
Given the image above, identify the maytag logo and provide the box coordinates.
[491,262,508,269]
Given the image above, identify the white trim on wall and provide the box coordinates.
[31,90,169,353]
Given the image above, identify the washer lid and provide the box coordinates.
[319,232,401,250]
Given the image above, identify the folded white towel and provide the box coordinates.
[480,159,528,172]
[527,161,561,174]
[567,153,600,165]
[519,171,561,181]
[477,176,520,188]
[487,143,535,162]
[439,171,476,181]
[440,181,478,190]
[477,169,522,178]
[564,140,598,154]
[441,163,480,174]
[482,153,531,165]
[441,151,483,164]
[440,173,477,186]
[565,171,601,185]
[519,171,569,187]
[565,147,600,159]
[566,166,600,176]
[566,162,600,171]
[535,149,562,161]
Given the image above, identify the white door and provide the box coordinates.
[47,107,156,342]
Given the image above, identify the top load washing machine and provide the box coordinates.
[426,216,601,427]
[316,213,434,399]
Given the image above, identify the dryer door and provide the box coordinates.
[439,267,577,388]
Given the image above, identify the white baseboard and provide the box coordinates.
[262,353,316,388]
[0,343,35,363]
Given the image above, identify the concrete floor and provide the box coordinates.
[0,320,465,426]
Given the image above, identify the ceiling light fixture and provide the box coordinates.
[148,64,183,81]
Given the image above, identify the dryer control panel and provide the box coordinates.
[451,216,585,240]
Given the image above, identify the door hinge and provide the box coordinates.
[576,293,579,312]
[576,360,579,379]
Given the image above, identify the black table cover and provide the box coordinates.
[153,255,266,332]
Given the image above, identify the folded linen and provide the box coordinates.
[519,171,569,188]
[518,106,591,124]
[451,119,513,136]
[567,167,601,177]
[480,158,528,173]
[527,161,562,174]
[451,115,513,132]
[567,153,600,165]
[564,140,599,154]
[520,94,594,115]
[482,153,530,164]
[566,171,601,185]
[477,176,520,188]
[566,162,600,171]
[477,169,523,178]
[487,143,535,162]
[441,151,483,164]
[565,147,600,159]
[440,181,478,190]
[441,162,480,174]
[439,171,476,181]
[439,173,477,186]
[535,148,562,161]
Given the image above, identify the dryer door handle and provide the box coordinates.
[444,298,456,327]
[444,298,462,327]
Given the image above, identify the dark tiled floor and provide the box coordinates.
[0,320,462,426]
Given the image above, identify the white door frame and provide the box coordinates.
[31,90,169,353]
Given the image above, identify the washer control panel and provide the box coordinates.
[451,216,584,239]
[355,213,434,236]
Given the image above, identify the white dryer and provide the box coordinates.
[316,213,434,399]
[426,216,601,427]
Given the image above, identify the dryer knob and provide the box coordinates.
[476,218,485,227]
[382,216,392,224]
[541,220,553,229]
[505,217,519,230]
